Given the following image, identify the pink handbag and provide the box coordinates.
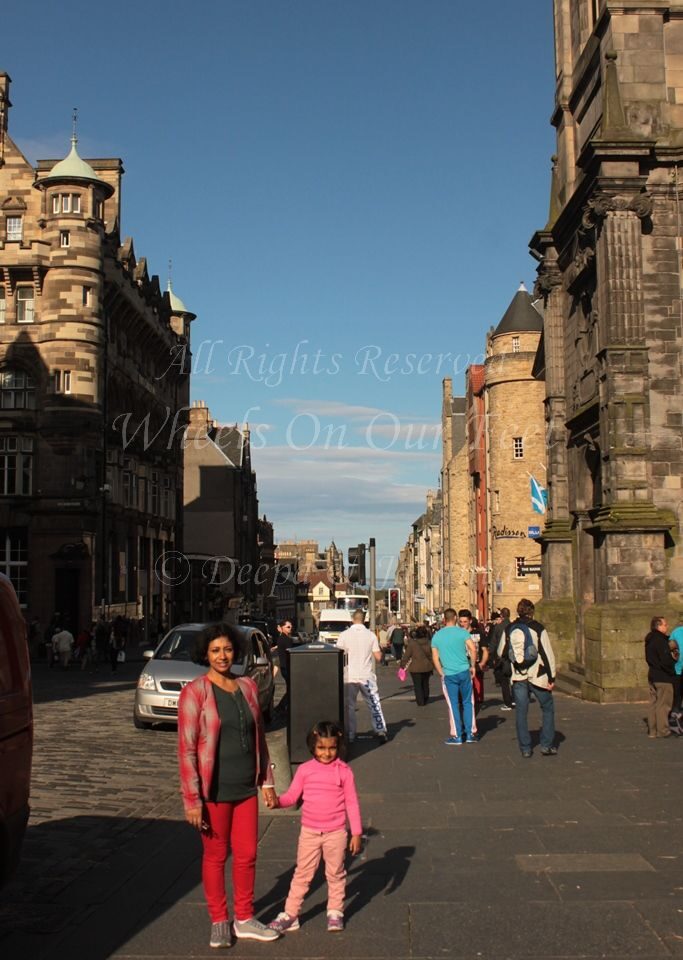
[397,667,407,682]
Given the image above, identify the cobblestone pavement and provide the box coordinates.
[4,662,683,959]
[1,661,184,939]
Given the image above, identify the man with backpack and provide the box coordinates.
[507,598,556,758]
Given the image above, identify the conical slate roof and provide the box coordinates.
[493,283,543,336]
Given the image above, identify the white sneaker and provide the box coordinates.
[233,918,280,942]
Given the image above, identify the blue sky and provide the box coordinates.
[4,0,556,582]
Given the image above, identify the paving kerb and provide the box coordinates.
[3,662,683,959]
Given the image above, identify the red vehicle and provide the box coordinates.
[0,573,32,887]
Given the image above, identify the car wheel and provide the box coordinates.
[133,712,151,730]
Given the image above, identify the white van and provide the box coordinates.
[317,609,355,644]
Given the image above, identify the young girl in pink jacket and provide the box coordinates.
[268,720,362,933]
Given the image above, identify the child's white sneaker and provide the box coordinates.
[327,911,344,932]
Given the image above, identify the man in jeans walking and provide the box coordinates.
[431,608,478,745]
[508,598,556,758]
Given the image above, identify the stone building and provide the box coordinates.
[256,516,277,618]
[182,401,260,622]
[0,74,192,636]
[465,364,488,617]
[440,381,470,611]
[396,489,443,623]
[531,2,683,700]
[437,289,546,622]
[275,539,320,575]
[485,285,546,616]
[297,570,336,635]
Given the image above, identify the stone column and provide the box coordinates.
[534,245,577,675]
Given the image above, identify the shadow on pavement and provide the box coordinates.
[31,661,144,705]
[0,815,199,960]
[348,718,416,758]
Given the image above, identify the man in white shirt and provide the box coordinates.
[337,610,388,743]
[53,626,75,669]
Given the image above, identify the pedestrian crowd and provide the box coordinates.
[32,612,163,672]
[175,603,683,952]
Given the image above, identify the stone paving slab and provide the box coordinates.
[408,901,669,957]
[4,663,683,960]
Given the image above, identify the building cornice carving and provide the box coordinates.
[581,191,653,231]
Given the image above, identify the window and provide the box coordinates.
[512,336,520,353]
[515,557,526,579]
[493,490,500,512]
[0,437,34,495]
[0,529,28,605]
[0,370,36,409]
[513,436,524,460]
[122,459,136,508]
[0,289,4,324]
[16,288,35,324]
[149,471,160,515]
[82,286,92,307]
[94,198,103,220]
[162,477,171,518]
[52,193,81,214]
[51,370,71,395]
[6,217,22,241]
[60,230,70,248]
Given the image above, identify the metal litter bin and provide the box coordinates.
[287,642,344,763]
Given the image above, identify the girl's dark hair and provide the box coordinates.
[306,720,346,758]
[415,625,431,640]
[193,621,245,666]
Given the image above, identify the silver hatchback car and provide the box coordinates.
[133,623,275,729]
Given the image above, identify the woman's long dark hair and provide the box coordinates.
[193,621,245,666]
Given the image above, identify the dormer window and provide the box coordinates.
[6,217,22,241]
[512,336,520,353]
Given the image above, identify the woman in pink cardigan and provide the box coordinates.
[267,720,362,934]
[178,622,279,950]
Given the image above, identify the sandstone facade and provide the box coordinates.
[0,74,192,636]
[531,2,683,700]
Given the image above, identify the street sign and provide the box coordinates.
[519,563,542,576]
[414,594,425,602]
[528,525,541,538]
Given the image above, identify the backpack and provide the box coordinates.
[507,621,538,673]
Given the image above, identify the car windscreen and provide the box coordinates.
[155,629,249,664]
[154,630,201,661]
[318,619,350,633]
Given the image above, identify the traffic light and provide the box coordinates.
[348,546,359,583]
[389,588,401,613]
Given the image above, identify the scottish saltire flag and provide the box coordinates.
[530,476,548,514]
